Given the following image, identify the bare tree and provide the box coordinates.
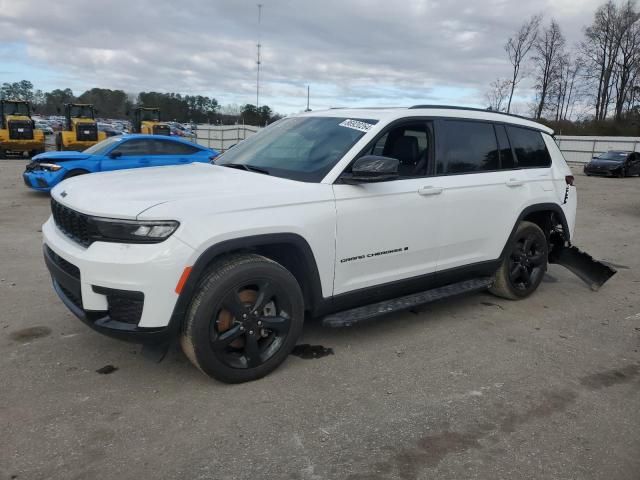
[581,1,629,120]
[504,14,542,113]
[532,19,566,118]
[613,1,640,119]
[485,78,512,112]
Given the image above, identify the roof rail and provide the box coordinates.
[408,104,533,121]
[329,106,403,110]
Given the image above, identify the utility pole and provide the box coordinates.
[305,85,311,111]
[256,4,263,110]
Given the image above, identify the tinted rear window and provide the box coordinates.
[506,126,551,168]
[439,120,499,174]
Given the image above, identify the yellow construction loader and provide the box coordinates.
[131,107,170,135]
[56,103,106,151]
[0,100,45,157]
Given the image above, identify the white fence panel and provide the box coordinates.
[194,125,261,152]
[556,136,640,164]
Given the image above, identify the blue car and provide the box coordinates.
[23,134,218,192]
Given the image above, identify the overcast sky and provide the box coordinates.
[0,0,602,114]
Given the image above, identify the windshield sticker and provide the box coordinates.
[339,119,375,133]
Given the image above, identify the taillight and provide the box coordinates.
[565,175,575,186]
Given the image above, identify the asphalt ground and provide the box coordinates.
[1,159,639,480]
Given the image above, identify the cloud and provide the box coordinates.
[0,0,600,113]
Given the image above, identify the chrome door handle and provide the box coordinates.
[418,186,443,196]
[505,178,524,187]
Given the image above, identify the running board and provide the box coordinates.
[322,277,494,328]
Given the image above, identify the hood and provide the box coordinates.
[32,151,92,162]
[50,163,325,219]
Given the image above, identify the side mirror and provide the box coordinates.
[108,151,122,159]
[340,155,399,184]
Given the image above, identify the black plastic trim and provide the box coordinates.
[166,233,325,333]
[499,203,570,261]
[44,246,170,344]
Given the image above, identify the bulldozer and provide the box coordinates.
[131,107,170,135]
[56,103,106,151]
[0,100,45,158]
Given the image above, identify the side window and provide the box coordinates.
[362,122,432,178]
[438,120,499,174]
[154,140,200,155]
[371,133,388,156]
[506,126,551,168]
[495,125,515,169]
[111,139,155,156]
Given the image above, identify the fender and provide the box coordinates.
[166,233,325,335]
[499,202,570,261]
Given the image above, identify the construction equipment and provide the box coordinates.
[55,103,106,151]
[131,107,170,135]
[0,100,45,158]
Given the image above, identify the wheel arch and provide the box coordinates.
[168,233,324,335]
[499,203,570,261]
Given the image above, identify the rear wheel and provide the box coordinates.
[490,221,548,300]
[181,254,304,383]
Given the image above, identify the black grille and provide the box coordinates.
[108,294,144,325]
[51,199,93,247]
[76,123,98,141]
[45,245,80,279]
[58,282,83,309]
[153,125,170,136]
[8,120,34,140]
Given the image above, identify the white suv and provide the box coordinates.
[44,106,591,383]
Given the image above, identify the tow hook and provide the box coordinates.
[549,244,616,291]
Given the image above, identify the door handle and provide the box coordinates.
[418,186,443,196]
[505,178,524,187]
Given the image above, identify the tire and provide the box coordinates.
[490,221,548,300]
[180,254,304,383]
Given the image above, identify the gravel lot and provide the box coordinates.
[1,159,639,480]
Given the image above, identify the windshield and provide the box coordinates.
[70,105,94,119]
[83,136,122,155]
[597,151,628,160]
[3,102,30,116]
[216,116,377,182]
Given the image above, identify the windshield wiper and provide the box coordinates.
[221,163,270,175]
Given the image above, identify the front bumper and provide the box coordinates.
[43,217,195,343]
[583,165,621,176]
[23,170,61,192]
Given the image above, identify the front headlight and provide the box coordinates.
[90,217,179,243]
[39,163,62,171]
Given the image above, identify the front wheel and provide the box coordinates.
[181,254,304,383]
[490,221,548,300]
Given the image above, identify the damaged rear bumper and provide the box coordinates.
[549,244,616,291]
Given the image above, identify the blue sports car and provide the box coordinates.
[23,134,218,192]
